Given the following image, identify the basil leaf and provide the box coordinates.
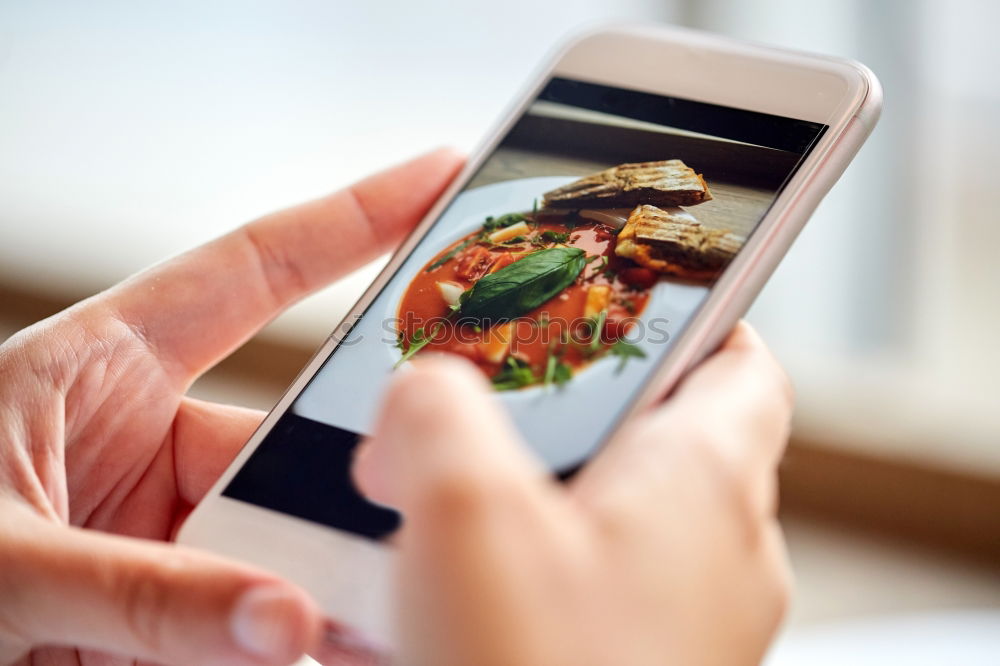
[457,247,586,323]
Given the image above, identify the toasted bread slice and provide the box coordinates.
[543,160,712,209]
[615,204,743,280]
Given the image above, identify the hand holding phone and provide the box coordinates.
[0,23,880,665]
[180,24,880,648]
[0,150,463,666]
[355,323,792,666]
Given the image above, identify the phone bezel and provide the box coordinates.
[178,23,881,648]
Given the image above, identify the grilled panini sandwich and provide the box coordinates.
[543,160,712,209]
[615,204,743,281]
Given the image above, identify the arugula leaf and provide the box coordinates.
[457,247,586,323]
[543,350,573,388]
[531,230,570,248]
[553,359,572,385]
[588,310,608,355]
[540,230,569,244]
[491,357,537,391]
[426,237,477,272]
[394,322,445,368]
[607,338,647,373]
[482,213,525,231]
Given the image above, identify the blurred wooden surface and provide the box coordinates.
[781,441,1000,569]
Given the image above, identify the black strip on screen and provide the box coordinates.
[224,414,400,540]
[540,77,825,154]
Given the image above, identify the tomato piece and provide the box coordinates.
[618,267,658,289]
[488,252,518,274]
[445,340,483,363]
[456,246,494,280]
[603,314,639,342]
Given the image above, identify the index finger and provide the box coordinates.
[93,148,463,382]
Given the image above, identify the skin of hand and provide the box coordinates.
[353,322,793,666]
[0,149,464,666]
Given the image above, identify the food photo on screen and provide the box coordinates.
[393,158,743,392]
[287,78,819,472]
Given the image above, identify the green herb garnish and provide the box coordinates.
[543,349,572,388]
[588,310,608,355]
[426,237,478,272]
[553,360,572,386]
[491,357,538,391]
[482,213,525,231]
[607,338,647,373]
[540,230,569,244]
[395,322,445,367]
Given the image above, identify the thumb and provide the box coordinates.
[351,358,578,666]
[352,355,547,514]
[1,508,322,666]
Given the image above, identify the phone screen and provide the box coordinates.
[223,77,827,539]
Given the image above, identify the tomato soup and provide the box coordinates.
[396,212,656,389]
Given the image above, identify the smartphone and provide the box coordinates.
[178,24,881,647]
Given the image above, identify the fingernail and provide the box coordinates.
[352,439,377,489]
[352,438,396,509]
[230,584,302,660]
[323,622,387,663]
[329,623,383,654]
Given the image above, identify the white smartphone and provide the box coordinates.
[179,24,881,648]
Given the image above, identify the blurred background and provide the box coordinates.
[1,0,997,662]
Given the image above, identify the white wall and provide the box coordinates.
[0,0,674,303]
